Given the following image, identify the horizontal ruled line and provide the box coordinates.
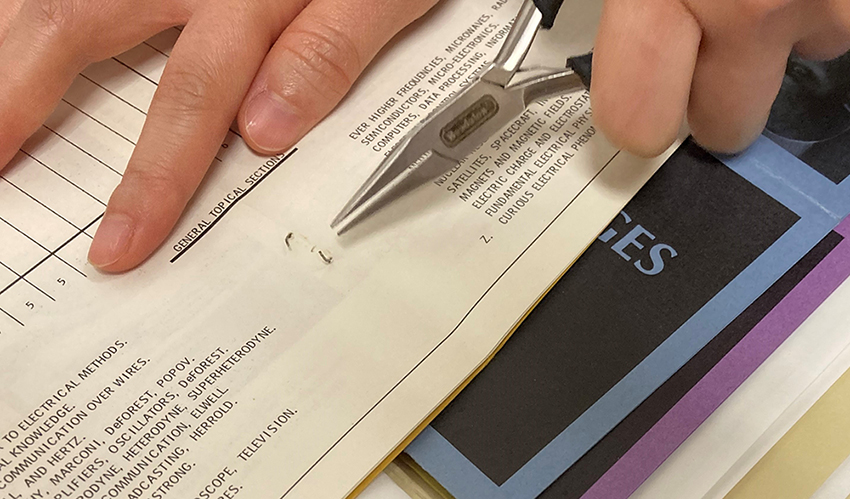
[170,150,296,263]
[0,260,55,301]
[43,124,123,177]
[0,307,24,327]
[79,73,148,116]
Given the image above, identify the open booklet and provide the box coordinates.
[0,0,675,497]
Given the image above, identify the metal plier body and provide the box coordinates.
[332,0,586,234]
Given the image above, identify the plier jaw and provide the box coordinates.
[332,0,583,235]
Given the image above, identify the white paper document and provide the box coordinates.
[0,1,673,497]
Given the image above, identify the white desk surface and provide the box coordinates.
[361,472,412,499]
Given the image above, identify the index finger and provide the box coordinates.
[591,0,701,157]
[88,0,302,271]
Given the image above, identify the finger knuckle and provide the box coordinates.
[282,21,362,102]
[29,0,81,38]
[157,58,224,117]
[122,165,188,212]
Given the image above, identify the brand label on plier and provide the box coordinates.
[441,95,500,148]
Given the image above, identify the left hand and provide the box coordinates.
[0,0,439,272]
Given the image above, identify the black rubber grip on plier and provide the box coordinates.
[533,0,565,29]
[567,52,593,87]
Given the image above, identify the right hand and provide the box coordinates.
[592,0,850,156]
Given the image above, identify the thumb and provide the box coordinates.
[237,0,438,154]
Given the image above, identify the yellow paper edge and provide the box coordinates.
[347,241,590,499]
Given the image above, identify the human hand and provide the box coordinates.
[591,0,850,156]
[0,0,438,272]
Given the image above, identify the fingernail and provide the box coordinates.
[245,91,304,152]
[88,214,134,269]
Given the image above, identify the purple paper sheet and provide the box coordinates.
[581,217,850,499]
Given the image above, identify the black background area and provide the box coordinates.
[795,130,850,184]
[539,230,842,499]
[764,51,850,184]
[430,140,800,485]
